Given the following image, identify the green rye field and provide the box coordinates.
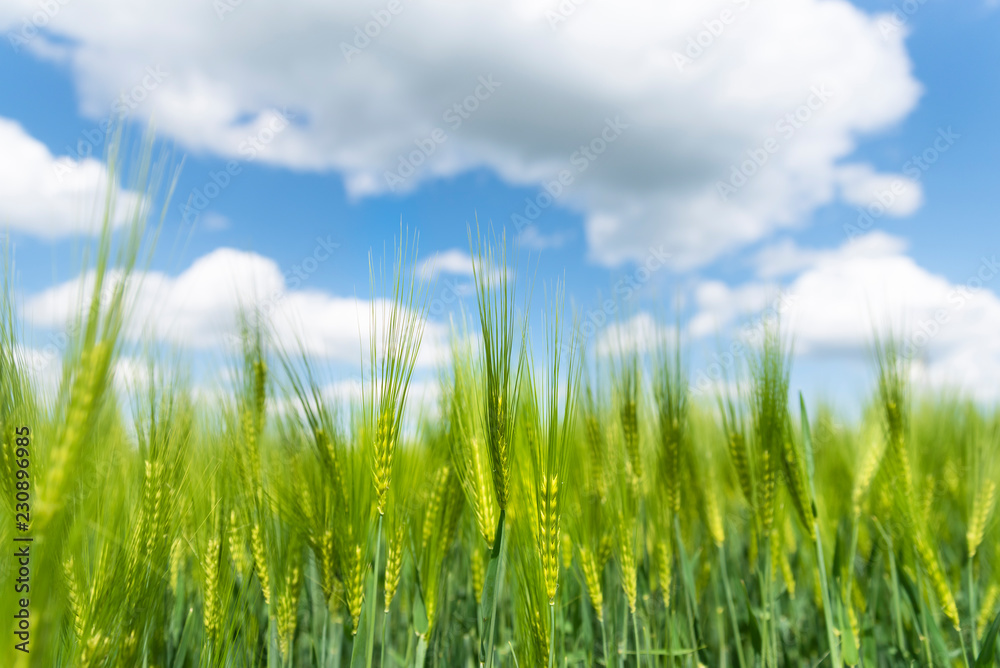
[1,142,998,668]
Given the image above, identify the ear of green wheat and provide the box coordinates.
[468,223,530,668]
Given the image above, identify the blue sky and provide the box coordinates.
[1,0,998,413]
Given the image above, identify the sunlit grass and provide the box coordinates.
[1,141,999,668]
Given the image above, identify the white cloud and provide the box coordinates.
[689,279,783,338]
[836,163,922,217]
[15,346,162,406]
[751,231,907,279]
[269,376,441,436]
[0,0,921,266]
[691,233,1000,399]
[417,249,475,279]
[112,356,157,395]
[0,118,141,237]
[23,247,449,368]
[751,238,824,279]
[417,248,513,297]
[14,345,62,398]
[593,312,672,357]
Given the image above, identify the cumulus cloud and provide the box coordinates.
[593,312,673,357]
[836,163,923,217]
[0,0,921,266]
[417,249,475,279]
[0,118,141,237]
[690,232,1000,399]
[688,279,783,338]
[15,345,157,402]
[750,231,907,279]
[23,247,449,368]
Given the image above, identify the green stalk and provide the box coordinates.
[665,600,674,668]
[320,609,330,668]
[951,562,973,668]
[715,578,726,668]
[269,617,280,668]
[845,520,860,605]
[813,519,842,668]
[800,394,842,668]
[600,613,610,668]
[482,510,508,668]
[364,515,384,668]
[755,549,768,666]
[959,626,972,668]
[402,630,413,667]
[619,593,628,668]
[674,517,700,662]
[761,536,777,668]
[641,612,653,668]
[914,557,934,666]
[334,615,345,668]
[718,543,747,668]
[632,608,641,668]
[474,565,484,653]
[969,557,979,657]
[415,633,428,668]
[380,610,390,668]
[874,518,905,653]
[548,602,556,668]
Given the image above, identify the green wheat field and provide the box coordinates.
[1,143,998,668]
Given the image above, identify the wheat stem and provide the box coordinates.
[718,543,747,668]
